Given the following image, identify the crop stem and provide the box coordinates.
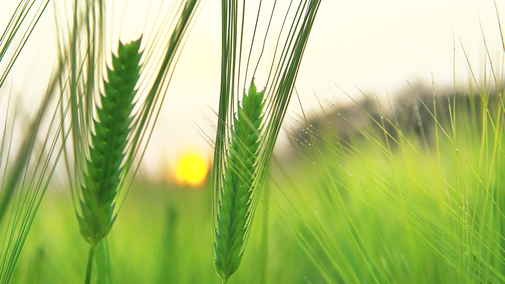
[85,244,96,284]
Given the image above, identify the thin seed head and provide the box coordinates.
[78,38,143,246]
[215,79,265,281]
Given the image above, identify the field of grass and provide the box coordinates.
[1,0,505,283]
[7,84,504,284]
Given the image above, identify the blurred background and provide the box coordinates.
[1,0,503,183]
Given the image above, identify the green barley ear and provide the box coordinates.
[76,38,142,284]
[213,1,321,282]
[59,1,201,282]
[77,38,142,246]
[215,79,265,280]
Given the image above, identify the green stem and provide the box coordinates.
[85,245,96,284]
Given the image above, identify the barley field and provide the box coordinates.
[1,0,505,283]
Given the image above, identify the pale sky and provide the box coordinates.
[1,0,503,178]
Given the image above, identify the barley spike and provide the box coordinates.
[214,79,265,281]
[77,38,142,247]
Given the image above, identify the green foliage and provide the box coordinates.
[0,1,66,283]
[6,0,505,283]
[271,85,505,283]
[11,181,322,284]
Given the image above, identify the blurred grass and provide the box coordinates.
[271,84,505,283]
[9,84,504,284]
[12,178,322,283]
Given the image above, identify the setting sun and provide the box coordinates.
[175,149,209,186]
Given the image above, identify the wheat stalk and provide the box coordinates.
[214,79,265,282]
[213,1,321,282]
[77,38,142,284]
[59,1,201,282]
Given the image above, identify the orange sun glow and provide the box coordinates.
[175,149,209,186]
